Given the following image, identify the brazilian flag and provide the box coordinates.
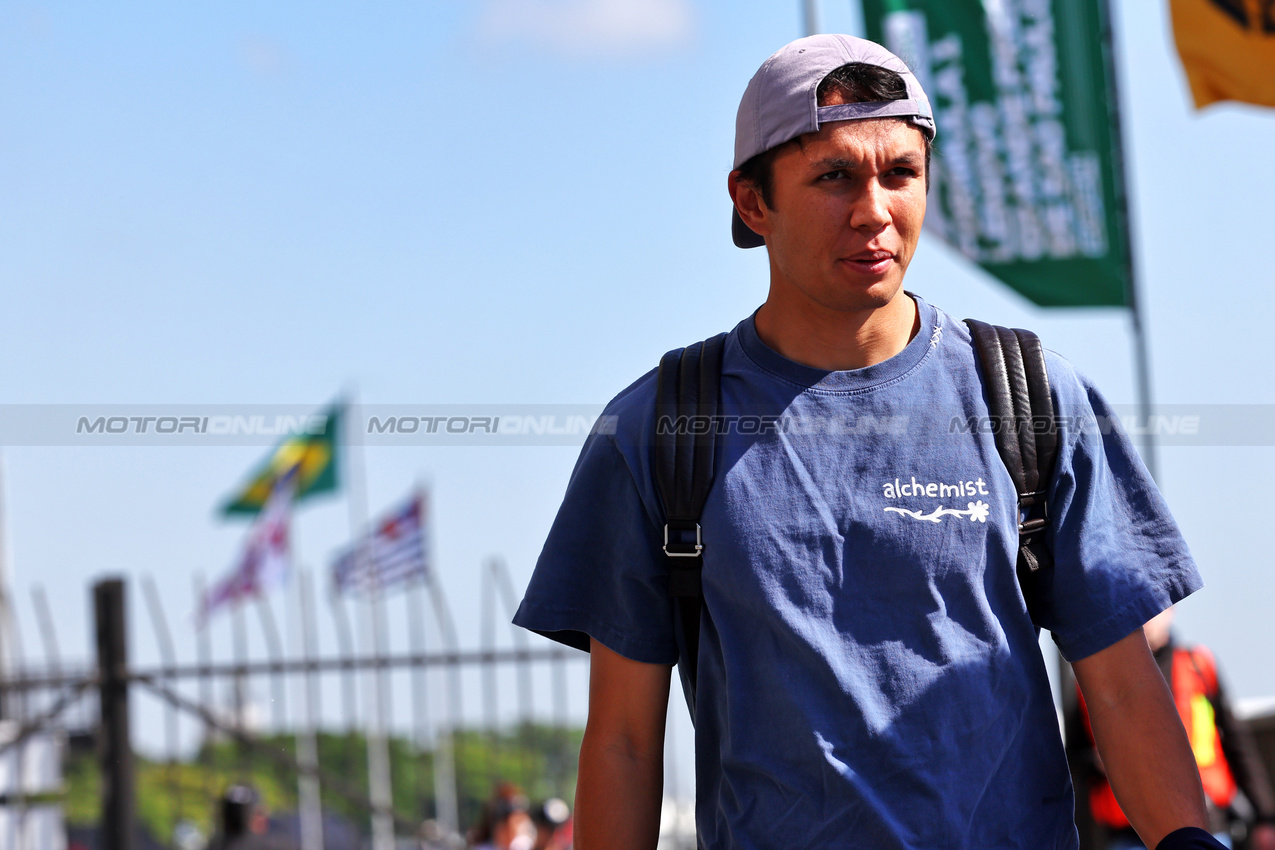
[220,403,342,517]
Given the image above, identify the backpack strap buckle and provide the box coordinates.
[663,521,703,558]
[1018,488,1049,511]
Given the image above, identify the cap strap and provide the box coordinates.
[817,99,934,136]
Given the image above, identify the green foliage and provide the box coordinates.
[64,751,294,841]
[63,724,582,843]
[452,724,583,830]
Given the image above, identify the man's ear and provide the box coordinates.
[728,170,770,239]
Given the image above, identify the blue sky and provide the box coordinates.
[2,0,1274,786]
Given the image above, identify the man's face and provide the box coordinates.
[742,117,927,317]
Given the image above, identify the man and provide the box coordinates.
[515,34,1218,849]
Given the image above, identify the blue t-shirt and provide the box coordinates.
[514,296,1201,849]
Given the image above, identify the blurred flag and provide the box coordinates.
[201,471,295,624]
[1170,0,1275,109]
[859,0,1132,306]
[332,490,430,595]
[220,402,342,517]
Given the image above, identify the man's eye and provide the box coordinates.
[818,170,846,181]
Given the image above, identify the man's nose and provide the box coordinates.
[851,179,889,232]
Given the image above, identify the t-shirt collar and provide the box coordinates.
[736,293,940,393]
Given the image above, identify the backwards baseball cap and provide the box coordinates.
[731,34,936,249]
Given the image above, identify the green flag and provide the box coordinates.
[220,403,342,517]
[860,0,1131,307]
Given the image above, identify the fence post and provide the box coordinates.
[95,578,134,850]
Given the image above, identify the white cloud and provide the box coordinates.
[478,0,695,59]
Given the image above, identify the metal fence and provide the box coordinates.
[0,561,588,850]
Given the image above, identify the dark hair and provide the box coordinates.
[220,784,259,837]
[469,784,530,844]
[735,61,933,209]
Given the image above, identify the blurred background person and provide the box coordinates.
[468,784,535,850]
[1071,608,1275,849]
[208,785,297,850]
[530,798,571,850]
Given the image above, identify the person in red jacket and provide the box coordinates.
[1074,608,1275,849]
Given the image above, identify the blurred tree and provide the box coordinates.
[62,723,583,843]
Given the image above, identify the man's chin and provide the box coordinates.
[827,277,906,313]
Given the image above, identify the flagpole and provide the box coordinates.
[294,569,324,850]
[233,601,249,745]
[492,557,533,783]
[480,556,499,785]
[1099,0,1157,481]
[425,574,461,838]
[195,574,216,807]
[407,574,431,822]
[407,487,432,828]
[0,454,13,719]
[255,597,286,731]
[801,0,819,37]
[343,391,395,850]
[419,483,460,839]
[328,588,358,730]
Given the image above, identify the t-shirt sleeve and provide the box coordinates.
[512,431,679,665]
[1035,361,1203,662]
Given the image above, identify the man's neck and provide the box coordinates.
[753,291,920,372]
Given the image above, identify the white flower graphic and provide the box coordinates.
[884,500,991,524]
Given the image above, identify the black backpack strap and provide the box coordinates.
[654,332,727,717]
[964,320,1059,622]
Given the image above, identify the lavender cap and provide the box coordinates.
[731,34,936,249]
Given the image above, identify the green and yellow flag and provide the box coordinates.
[220,403,342,517]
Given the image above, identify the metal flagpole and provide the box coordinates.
[491,559,532,724]
[0,454,14,719]
[327,585,364,821]
[295,569,324,850]
[426,575,461,838]
[140,576,183,831]
[328,589,358,730]
[364,580,395,846]
[255,596,287,731]
[407,576,430,815]
[801,0,820,37]
[233,601,249,742]
[195,575,216,807]
[407,489,432,824]
[1098,0,1157,481]
[491,558,533,783]
[343,392,395,850]
[480,557,499,786]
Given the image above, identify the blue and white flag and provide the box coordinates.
[332,489,430,595]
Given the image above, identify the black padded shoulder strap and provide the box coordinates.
[654,332,727,717]
[964,319,1058,621]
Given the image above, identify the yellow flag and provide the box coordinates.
[1171,0,1275,109]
